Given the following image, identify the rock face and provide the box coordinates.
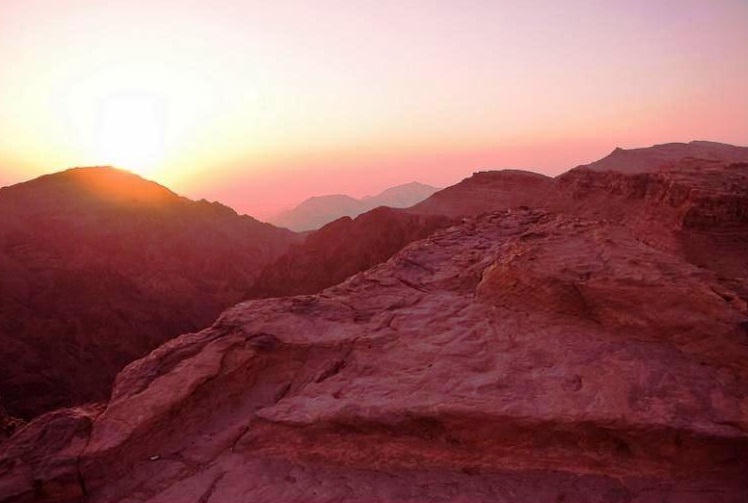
[0,167,299,419]
[550,159,748,292]
[1,145,748,502]
[268,182,440,231]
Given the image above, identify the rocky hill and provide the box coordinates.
[1,146,747,501]
[0,167,299,419]
[268,182,439,231]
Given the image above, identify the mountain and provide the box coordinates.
[2,143,748,502]
[268,181,439,231]
[361,181,441,208]
[0,167,300,419]
[408,169,553,217]
[579,140,748,173]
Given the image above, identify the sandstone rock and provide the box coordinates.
[0,405,102,502]
[408,169,553,217]
[2,208,746,502]
[550,159,748,297]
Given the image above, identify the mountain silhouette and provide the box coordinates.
[268,181,439,231]
[0,167,300,419]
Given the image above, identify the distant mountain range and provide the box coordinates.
[267,181,440,231]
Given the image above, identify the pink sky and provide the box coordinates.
[1,0,747,218]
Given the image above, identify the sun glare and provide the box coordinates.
[96,94,166,177]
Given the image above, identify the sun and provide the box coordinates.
[96,94,166,177]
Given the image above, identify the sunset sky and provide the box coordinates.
[1,0,747,218]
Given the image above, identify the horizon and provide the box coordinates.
[1,1,747,218]
[1,138,744,220]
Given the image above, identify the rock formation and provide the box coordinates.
[0,167,299,419]
[1,144,747,502]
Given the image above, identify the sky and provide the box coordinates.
[1,0,747,218]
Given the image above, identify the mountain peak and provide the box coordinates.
[1,166,181,208]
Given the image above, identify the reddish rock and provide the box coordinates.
[2,204,746,502]
[579,140,748,173]
[550,159,748,298]
[0,167,300,419]
[408,169,554,217]
[0,405,102,503]
[2,144,747,502]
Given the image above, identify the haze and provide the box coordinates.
[1,0,746,218]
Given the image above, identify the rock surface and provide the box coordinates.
[0,167,299,419]
[2,145,748,502]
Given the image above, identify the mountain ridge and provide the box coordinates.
[268,181,440,231]
[578,140,748,173]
